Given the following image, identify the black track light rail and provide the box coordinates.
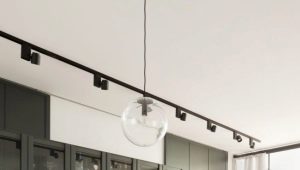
[0,30,261,143]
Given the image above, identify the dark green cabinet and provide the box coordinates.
[107,154,136,170]
[165,134,227,170]
[71,146,105,170]
[29,137,70,170]
[190,142,208,170]
[0,79,50,139]
[209,148,227,170]
[165,134,189,170]
[137,160,160,170]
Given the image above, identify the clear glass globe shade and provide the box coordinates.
[121,97,168,147]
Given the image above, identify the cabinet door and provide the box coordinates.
[137,160,159,170]
[5,83,49,139]
[209,148,227,170]
[33,146,64,170]
[165,134,189,170]
[30,138,68,170]
[0,82,4,129]
[0,138,21,170]
[107,154,136,170]
[190,143,208,170]
[71,146,102,170]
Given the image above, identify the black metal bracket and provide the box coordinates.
[94,74,109,90]
[21,43,40,65]
[176,108,187,121]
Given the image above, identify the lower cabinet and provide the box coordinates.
[71,146,105,170]
[137,160,161,170]
[107,154,136,170]
[29,137,70,170]
[0,130,162,170]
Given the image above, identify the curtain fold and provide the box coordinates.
[234,153,268,170]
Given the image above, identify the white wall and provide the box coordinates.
[50,96,164,164]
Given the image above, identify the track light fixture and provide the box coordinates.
[249,138,255,149]
[176,108,187,121]
[21,43,40,65]
[94,74,109,90]
[233,132,243,142]
[207,121,217,132]
[0,30,262,148]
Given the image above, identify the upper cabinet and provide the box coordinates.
[209,148,227,170]
[165,134,189,170]
[190,142,209,170]
[165,134,227,170]
[0,78,50,139]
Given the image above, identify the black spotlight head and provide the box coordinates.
[233,132,242,142]
[100,79,109,90]
[94,74,109,90]
[31,52,40,65]
[180,112,187,121]
[211,125,217,132]
[250,142,255,149]
[207,121,217,132]
[236,135,242,142]
[249,138,255,149]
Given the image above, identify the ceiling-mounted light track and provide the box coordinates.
[0,30,261,146]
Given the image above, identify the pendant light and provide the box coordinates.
[121,0,168,147]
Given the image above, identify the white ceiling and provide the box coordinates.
[1,0,300,154]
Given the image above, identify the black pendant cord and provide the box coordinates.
[0,30,261,143]
[143,0,147,97]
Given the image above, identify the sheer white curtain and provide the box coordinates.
[234,153,268,170]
